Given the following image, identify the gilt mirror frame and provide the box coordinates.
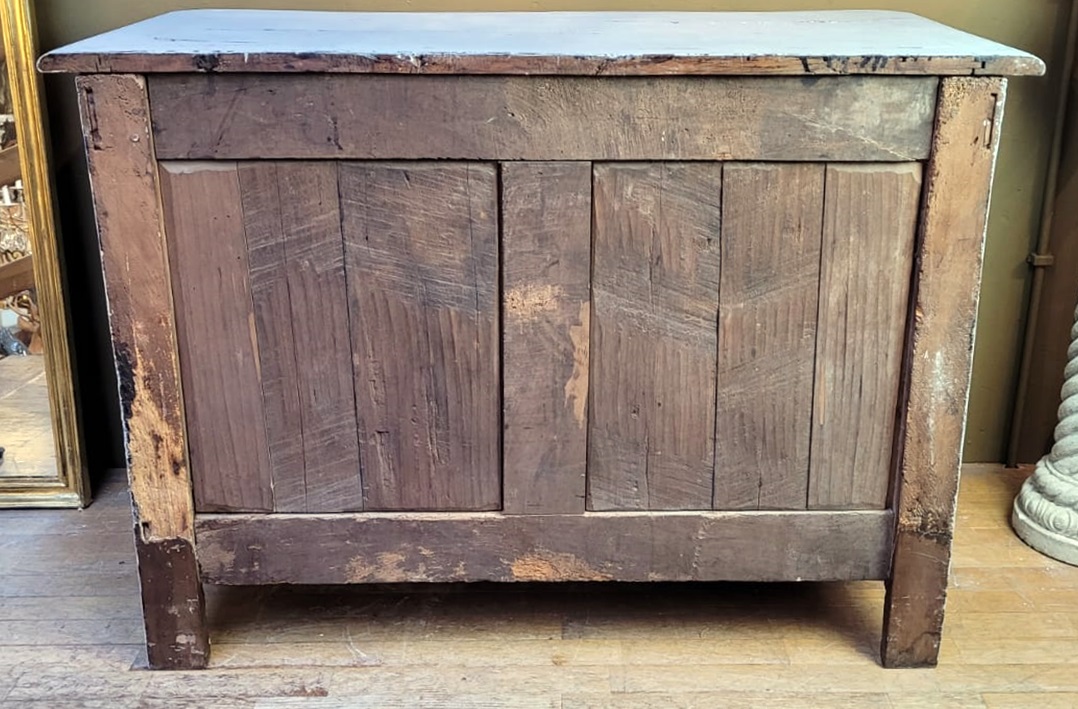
[0,0,87,507]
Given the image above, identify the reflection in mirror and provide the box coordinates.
[0,0,85,506]
[0,40,55,481]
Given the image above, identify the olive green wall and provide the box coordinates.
[35,0,1069,466]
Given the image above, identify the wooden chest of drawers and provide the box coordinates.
[42,9,1042,670]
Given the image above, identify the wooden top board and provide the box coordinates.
[39,10,1044,76]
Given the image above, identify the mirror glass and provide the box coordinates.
[0,1,85,507]
[0,44,55,482]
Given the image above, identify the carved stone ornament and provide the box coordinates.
[1013,302,1078,565]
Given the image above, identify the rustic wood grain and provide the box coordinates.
[76,75,207,670]
[237,162,363,513]
[882,78,1008,668]
[714,163,825,511]
[37,10,1046,77]
[146,75,937,163]
[502,162,591,515]
[340,162,500,511]
[231,162,303,513]
[808,164,921,510]
[158,162,273,514]
[589,163,722,511]
[0,144,20,187]
[0,253,33,300]
[195,509,894,584]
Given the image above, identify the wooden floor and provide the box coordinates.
[1,465,1076,707]
[0,354,56,479]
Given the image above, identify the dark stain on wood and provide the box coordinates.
[134,536,209,670]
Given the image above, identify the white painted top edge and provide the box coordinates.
[41,9,1039,66]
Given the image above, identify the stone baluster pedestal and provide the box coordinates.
[1013,303,1078,565]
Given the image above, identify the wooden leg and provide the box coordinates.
[135,536,209,669]
[881,78,1007,668]
[78,74,208,669]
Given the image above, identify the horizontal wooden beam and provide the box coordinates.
[0,253,33,299]
[195,510,894,585]
[149,75,937,162]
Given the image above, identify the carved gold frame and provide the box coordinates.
[0,0,87,506]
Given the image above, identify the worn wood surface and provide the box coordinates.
[195,509,893,585]
[0,144,20,187]
[589,163,722,511]
[158,162,273,514]
[808,164,921,510]
[76,75,207,669]
[38,10,1046,76]
[714,163,824,510]
[8,466,1078,702]
[147,75,937,163]
[237,162,363,513]
[0,253,33,300]
[502,162,591,515]
[340,162,500,511]
[882,78,1008,669]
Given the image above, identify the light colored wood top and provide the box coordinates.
[38,10,1044,76]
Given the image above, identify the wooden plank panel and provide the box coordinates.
[195,509,894,584]
[159,162,272,513]
[0,253,33,300]
[589,163,721,511]
[340,162,500,511]
[715,163,824,511]
[233,162,303,512]
[808,164,921,510]
[882,78,1007,668]
[237,162,363,513]
[502,162,591,515]
[148,75,937,162]
[76,75,207,669]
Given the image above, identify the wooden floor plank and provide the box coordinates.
[1,465,1078,704]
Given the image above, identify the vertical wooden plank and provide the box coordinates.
[809,164,921,509]
[77,74,208,669]
[588,163,721,511]
[715,163,824,511]
[235,162,304,512]
[238,162,363,513]
[159,161,273,513]
[883,78,1007,668]
[340,162,500,511]
[502,162,591,514]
